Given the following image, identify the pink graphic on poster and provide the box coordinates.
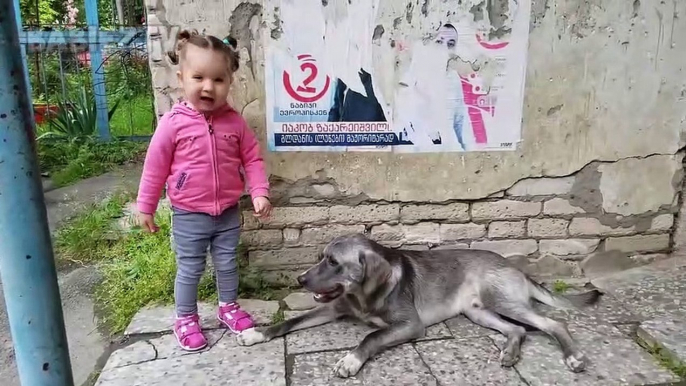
[457,32,510,146]
[460,72,495,145]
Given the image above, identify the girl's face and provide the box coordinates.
[177,44,232,113]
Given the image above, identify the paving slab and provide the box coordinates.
[289,344,436,386]
[283,291,318,311]
[491,322,678,386]
[537,280,643,324]
[637,316,686,365]
[415,337,526,385]
[590,257,686,293]
[559,291,642,324]
[535,299,639,337]
[95,330,285,386]
[594,264,686,321]
[613,323,639,339]
[286,318,452,355]
[124,299,279,335]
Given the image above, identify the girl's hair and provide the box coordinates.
[167,29,240,73]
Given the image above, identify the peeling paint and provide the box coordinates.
[228,2,263,81]
[546,104,563,116]
[486,0,509,31]
[257,173,371,208]
[393,17,403,28]
[632,0,640,17]
[406,2,414,24]
[421,0,430,16]
[373,24,385,40]
[470,1,484,22]
[531,0,549,27]
[271,7,283,40]
[228,3,263,47]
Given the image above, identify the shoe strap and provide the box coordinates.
[221,306,252,322]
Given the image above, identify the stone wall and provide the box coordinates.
[239,156,680,285]
[144,0,686,285]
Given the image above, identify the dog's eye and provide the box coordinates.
[327,256,338,266]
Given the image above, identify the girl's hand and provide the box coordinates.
[252,196,272,219]
[138,212,159,233]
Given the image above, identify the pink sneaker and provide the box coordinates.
[173,314,207,351]
[217,302,255,333]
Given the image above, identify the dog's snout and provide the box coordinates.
[297,273,308,287]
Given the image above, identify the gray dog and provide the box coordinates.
[236,233,602,378]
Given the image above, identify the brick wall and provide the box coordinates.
[240,182,675,286]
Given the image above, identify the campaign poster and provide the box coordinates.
[264,0,531,153]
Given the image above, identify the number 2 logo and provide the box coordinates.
[283,54,331,103]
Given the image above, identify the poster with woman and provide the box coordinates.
[264,0,531,153]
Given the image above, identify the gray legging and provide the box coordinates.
[171,205,241,317]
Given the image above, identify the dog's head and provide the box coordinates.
[297,233,391,303]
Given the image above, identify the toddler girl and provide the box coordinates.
[136,29,272,351]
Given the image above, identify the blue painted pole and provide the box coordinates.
[0,0,75,385]
[12,0,36,131]
[85,0,111,141]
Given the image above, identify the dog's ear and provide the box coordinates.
[358,249,392,291]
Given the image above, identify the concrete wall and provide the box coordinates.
[144,0,686,284]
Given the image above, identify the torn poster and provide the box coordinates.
[264,0,531,153]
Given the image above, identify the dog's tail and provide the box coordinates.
[526,277,603,310]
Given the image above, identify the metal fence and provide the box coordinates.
[15,0,154,141]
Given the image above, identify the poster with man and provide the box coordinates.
[264,0,531,153]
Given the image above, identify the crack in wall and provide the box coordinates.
[264,152,683,209]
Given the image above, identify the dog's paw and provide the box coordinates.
[236,328,266,347]
[333,352,364,378]
[564,352,587,373]
[499,349,521,367]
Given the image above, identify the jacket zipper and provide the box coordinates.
[207,115,220,215]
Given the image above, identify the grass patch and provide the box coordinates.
[96,209,178,333]
[552,280,571,294]
[109,94,156,137]
[38,138,148,187]
[271,308,285,324]
[636,336,686,378]
[53,191,136,268]
[52,193,281,334]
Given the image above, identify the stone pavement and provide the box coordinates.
[94,256,686,386]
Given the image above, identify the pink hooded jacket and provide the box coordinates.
[137,102,269,217]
